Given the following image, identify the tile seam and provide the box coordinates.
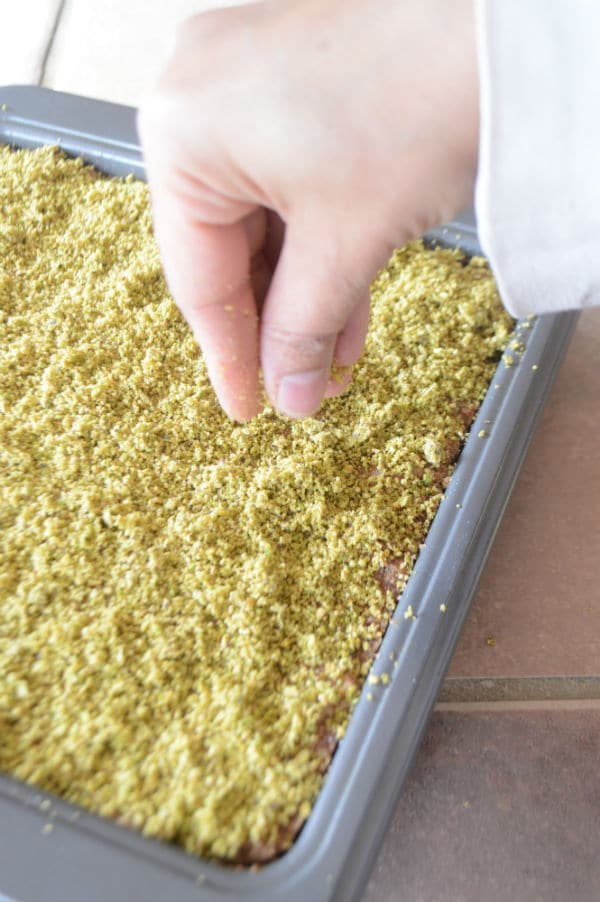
[440,674,600,703]
[436,698,600,712]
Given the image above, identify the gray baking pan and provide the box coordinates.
[0,85,578,902]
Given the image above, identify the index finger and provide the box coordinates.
[149,191,262,421]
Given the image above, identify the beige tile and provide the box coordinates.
[365,705,600,902]
[0,1,63,86]
[448,308,600,682]
[43,0,256,106]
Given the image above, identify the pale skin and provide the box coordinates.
[138,0,478,421]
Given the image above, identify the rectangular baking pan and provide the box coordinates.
[0,85,578,902]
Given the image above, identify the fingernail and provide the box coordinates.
[277,369,328,418]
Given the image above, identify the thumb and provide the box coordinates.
[260,223,373,418]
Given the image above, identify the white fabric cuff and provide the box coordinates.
[475,0,600,317]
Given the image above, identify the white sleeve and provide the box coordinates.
[475,0,600,317]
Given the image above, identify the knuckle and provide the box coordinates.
[173,5,255,57]
[262,324,336,361]
[175,9,229,46]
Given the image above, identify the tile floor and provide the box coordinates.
[3,4,600,900]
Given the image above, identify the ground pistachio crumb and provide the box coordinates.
[0,146,513,863]
[330,361,351,384]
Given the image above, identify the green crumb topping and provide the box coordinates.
[330,361,351,384]
[0,146,513,862]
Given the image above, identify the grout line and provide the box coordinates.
[37,0,68,87]
[439,674,600,704]
[435,698,600,713]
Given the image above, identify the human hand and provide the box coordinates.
[138,0,478,420]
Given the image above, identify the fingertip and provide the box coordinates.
[324,365,353,399]
[219,393,263,422]
[198,312,263,423]
[204,354,262,422]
